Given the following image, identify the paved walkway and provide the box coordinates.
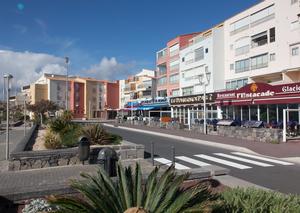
[0,129,25,161]
[113,123,300,158]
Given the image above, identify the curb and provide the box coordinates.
[103,123,258,154]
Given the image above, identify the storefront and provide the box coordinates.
[170,93,218,124]
[215,82,300,124]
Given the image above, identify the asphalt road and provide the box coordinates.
[0,129,25,160]
[105,125,300,194]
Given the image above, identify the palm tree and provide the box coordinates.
[49,163,214,213]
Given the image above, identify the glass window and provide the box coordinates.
[182,87,194,96]
[237,79,243,88]
[195,47,204,61]
[231,81,237,89]
[251,54,268,70]
[270,27,275,43]
[292,47,299,56]
[169,74,179,84]
[226,82,231,90]
[251,31,268,48]
[270,53,276,61]
[158,77,167,85]
[172,89,180,97]
[235,58,250,73]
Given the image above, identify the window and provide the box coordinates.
[251,54,268,69]
[169,44,179,56]
[182,57,185,62]
[226,82,231,90]
[292,47,299,56]
[230,16,250,33]
[270,28,275,43]
[250,5,275,25]
[158,77,167,85]
[291,0,298,5]
[235,36,250,56]
[270,53,276,61]
[235,59,250,73]
[158,90,167,97]
[251,31,268,48]
[226,78,248,90]
[172,89,180,97]
[205,48,208,53]
[291,21,300,30]
[182,87,194,96]
[230,64,234,70]
[194,47,204,61]
[169,74,179,84]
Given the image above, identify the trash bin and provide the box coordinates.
[78,136,90,163]
[97,147,119,177]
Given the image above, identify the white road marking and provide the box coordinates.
[154,158,191,170]
[194,154,252,169]
[232,152,294,166]
[214,153,273,167]
[176,156,211,167]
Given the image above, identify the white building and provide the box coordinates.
[224,0,300,89]
[179,24,225,95]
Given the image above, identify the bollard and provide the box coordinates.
[171,146,175,167]
[78,136,90,164]
[151,142,154,166]
[97,147,119,177]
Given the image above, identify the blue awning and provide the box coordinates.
[137,106,155,110]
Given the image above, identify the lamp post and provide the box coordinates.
[23,94,27,136]
[4,74,13,160]
[65,57,69,111]
[198,69,211,134]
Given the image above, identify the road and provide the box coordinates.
[104,125,300,194]
[0,129,25,160]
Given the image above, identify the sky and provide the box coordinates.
[0,0,259,92]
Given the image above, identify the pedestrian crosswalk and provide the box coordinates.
[154,152,294,170]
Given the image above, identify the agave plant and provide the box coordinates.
[49,164,214,213]
[81,124,114,145]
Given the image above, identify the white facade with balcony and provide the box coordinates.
[224,0,300,90]
[179,25,225,96]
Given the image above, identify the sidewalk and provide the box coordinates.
[111,123,300,159]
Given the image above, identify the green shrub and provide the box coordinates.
[48,118,68,133]
[61,110,73,122]
[60,124,82,148]
[82,124,121,145]
[217,187,300,213]
[44,130,61,149]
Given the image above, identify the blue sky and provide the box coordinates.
[0,0,258,88]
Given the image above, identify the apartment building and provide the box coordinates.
[168,24,225,123]
[218,0,300,122]
[224,0,300,88]
[121,69,155,109]
[24,73,119,119]
[156,33,200,98]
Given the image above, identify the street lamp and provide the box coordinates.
[23,93,27,136]
[65,57,69,111]
[197,69,211,134]
[3,73,13,160]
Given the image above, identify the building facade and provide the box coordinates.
[121,69,156,109]
[156,33,200,98]
[24,73,119,119]
[221,0,300,122]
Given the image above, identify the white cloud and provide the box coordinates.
[86,57,136,81]
[0,50,66,89]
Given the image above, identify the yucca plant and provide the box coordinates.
[49,163,214,213]
[81,124,116,145]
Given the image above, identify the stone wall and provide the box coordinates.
[9,141,144,171]
[216,126,282,143]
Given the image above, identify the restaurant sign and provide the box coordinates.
[170,93,216,106]
[216,82,300,105]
